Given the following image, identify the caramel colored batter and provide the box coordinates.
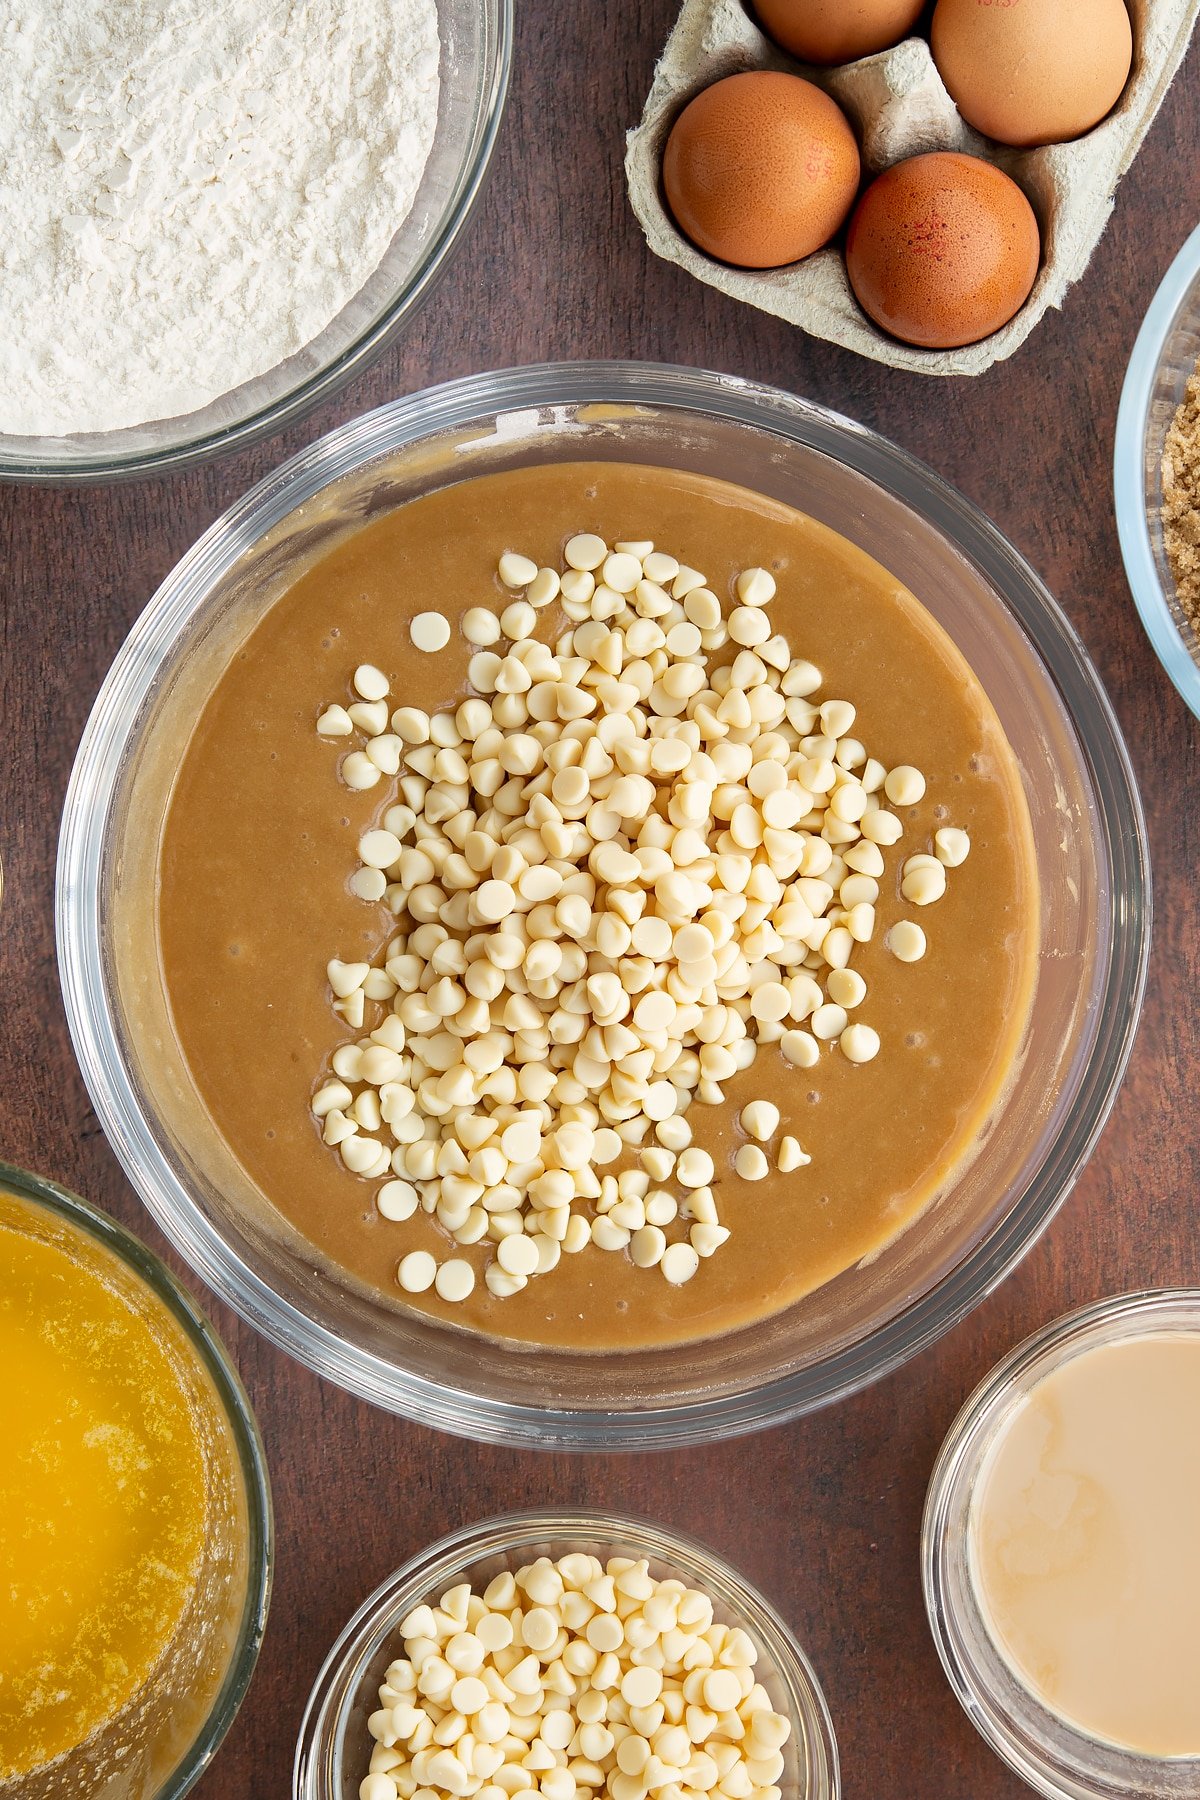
[157,462,1037,1349]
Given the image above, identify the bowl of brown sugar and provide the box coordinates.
[1115,220,1200,720]
[58,362,1149,1449]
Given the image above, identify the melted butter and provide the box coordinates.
[0,1192,208,1779]
[971,1332,1200,1758]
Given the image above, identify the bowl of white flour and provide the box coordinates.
[0,0,511,479]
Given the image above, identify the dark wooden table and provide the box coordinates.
[4,7,1199,1796]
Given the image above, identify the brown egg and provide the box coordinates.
[845,152,1040,349]
[754,0,926,67]
[931,0,1133,148]
[662,72,861,269]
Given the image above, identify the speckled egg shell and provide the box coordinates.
[662,71,861,269]
[845,151,1041,349]
[754,0,927,67]
[931,0,1134,148]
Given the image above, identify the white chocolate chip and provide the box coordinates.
[358,830,402,870]
[497,1233,539,1276]
[671,564,706,598]
[735,566,776,607]
[690,1222,730,1257]
[364,735,402,775]
[935,827,971,867]
[341,751,381,790]
[776,1136,809,1173]
[560,568,595,604]
[821,699,856,739]
[500,600,536,640]
[733,1144,768,1181]
[378,1180,419,1221]
[353,664,390,702]
[811,1003,848,1041]
[564,533,607,571]
[860,808,903,845]
[840,1023,881,1064]
[780,1030,820,1069]
[434,1259,476,1302]
[739,1100,780,1142]
[630,1225,667,1268]
[327,958,369,997]
[676,1147,715,1189]
[887,920,927,962]
[410,612,451,653]
[661,1241,700,1285]
[728,606,771,648]
[463,607,501,645]
[498,552,538,589]
[602,552,643,594]
[527,567,560,607]
[398,1251,437,1293]
[826,968,866,1009]
[312,1081,353,1118]
[390,706,430,743]
[901,854,947,906]
[884,764,926,807]
[348,699,388,735]
[317,704,353,735]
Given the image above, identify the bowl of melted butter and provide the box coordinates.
[56,362,1149,1448]
[0,1160,271,1798]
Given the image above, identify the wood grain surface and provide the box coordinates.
[2,6,1198,1796]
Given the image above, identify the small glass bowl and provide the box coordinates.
[57,361,1150,1448]
[0,1158,273,1800]
[293,1509,839,1800]
[922,1290,1200,1800]
[1114,220,1200,721]
[0,0,511,483]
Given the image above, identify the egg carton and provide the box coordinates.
[625,0,1198,375]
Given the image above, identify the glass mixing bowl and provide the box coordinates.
[293,1509,839,1800]
[1114,220,1200,721]
[0,1158,272,1800]
[0,0,511,483]
[56,361,1150,1448]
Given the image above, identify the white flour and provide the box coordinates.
[0,0,440,437]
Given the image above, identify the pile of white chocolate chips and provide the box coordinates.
[360,1553,792,1800]
[313,534,970,1302]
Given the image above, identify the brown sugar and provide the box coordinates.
[1161,371,1200,635]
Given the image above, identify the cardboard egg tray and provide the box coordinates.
[625,0,1199,375]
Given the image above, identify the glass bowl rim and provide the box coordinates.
[0,0,513,485]
[921,1288,1200,1798]
[0,1156,274,1800]
[55,358,1151,1449]
[291,1504,840,1800]
[1113,218,1200,723]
